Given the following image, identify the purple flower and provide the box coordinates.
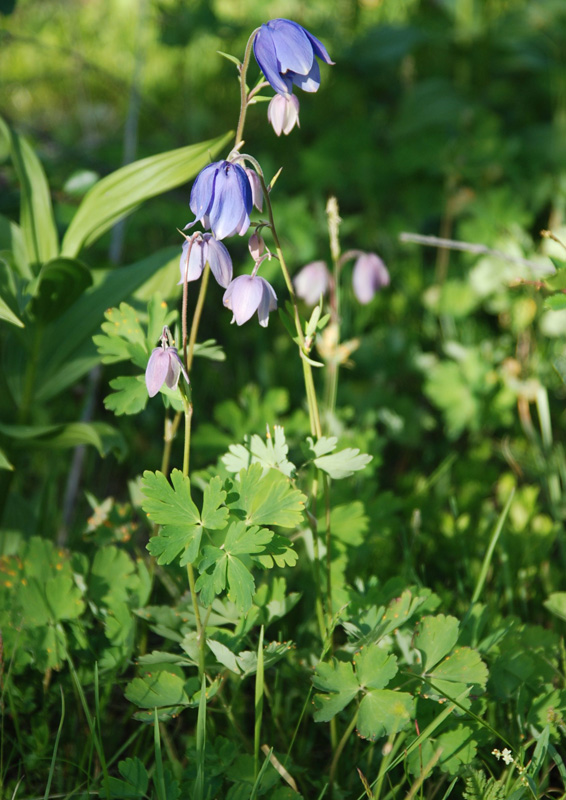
[268,93,300,136]
[293,260,330,305]
[352,253,390,304]
[178,233,232,288]
[187,160,253,240]
[145,329,189,398]
[253,19,334,96]
[223,275,277,327]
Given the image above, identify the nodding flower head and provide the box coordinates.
[268,93,300,136]
[352,253,390,304]
[179,233,233,289]
[223,275,277,328]
[293,260,331,306]
[187,160,253,240]
[145,327,189,398]
[253,18,334,97]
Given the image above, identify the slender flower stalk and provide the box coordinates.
[235,28,261,147]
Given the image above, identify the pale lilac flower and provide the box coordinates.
[223,275,277,327]
[178,233,232,288]
[253,19,334,96]
[186,160,252,239]
[352,253,390,304]
[293,260,330,305]
[145,328,189,398]
[245,167,263,212]
[268,93,300,136]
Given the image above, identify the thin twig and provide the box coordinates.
[399,232,548,272]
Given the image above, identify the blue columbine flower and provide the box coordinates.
[187,160,253,240]
[145,327,189,398]
[223,275,277,327]
[179,233,233,288]
[253,18,334,97]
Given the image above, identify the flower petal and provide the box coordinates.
[293,261,330,305]
[178,237,206,284]
[189,162,218,221]
[292,59,321,93]
[223,275,263,325]
[145,348,170,397]
[268,19,313,76]
[254,26,293,95]
[209,163,251,239]
[257,277,278,327]
[205,236,233,288]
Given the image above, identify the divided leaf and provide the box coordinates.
[223,426,295,477]
[231,464,306,528]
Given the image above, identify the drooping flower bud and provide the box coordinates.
[267,93,300,136]
[145,328,189,398]
[178,233,233,288]
[245,167,263,212]
[293,260,330,305]
[253,18,334,96]
[352,253,390,304]
[248,232,265,261]
[223,275,277,327]
[186,160,253,239]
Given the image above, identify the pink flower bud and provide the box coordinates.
[248,233,265,260]
[245,168,263,212]
[293,261,330,305]
[267,93,300,136]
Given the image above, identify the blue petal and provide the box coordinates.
[254,25,293,95]
[189,162,219,220]
[291,59,321,93]
[145,348,170,397]
[268,19,313,76]
[206,236,233,288]
[178,238,206,284]
[223,275,263,325]
[303,28,334,65]
[209,163,251,239]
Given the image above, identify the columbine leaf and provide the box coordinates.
[232,464,306,528]
[192,339,225,361]
[104,375,148,416]
[436,725,478,775]
[93,303,149,368]
[307,436,337,458]
[357,690,414,740]
[254,533,298,568]
[428,646,488,695]
[314,447,373,480]
[195,522,272,612]
[415,614,460,672]
[142,470,202,565]
[125,669,190,709]
[200,476,229,530]
[312,659,359,722]
[222,426,296,477]
[354,646,398,690]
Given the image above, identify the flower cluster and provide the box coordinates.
[254,19,334,135]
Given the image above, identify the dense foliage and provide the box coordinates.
[2,1,566,798]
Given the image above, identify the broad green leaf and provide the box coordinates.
[314,447,373,480]
[61,131,232,257]
[0,448,13,470]
[344,588,435,647]
[0,294,24,327]
[104,375,149,416]
[312,659,359,722]
[415,614,460,672]
[0,421,125,457]
[108,757,149,798]
[357,689,414,740]
[319,501,368,546]
[0,116,58,265]
[29,257,92,322]
[307,436,337,458]
[545,294,566,311]
[90,546,140,606]
[544,592,566,622]
[436,724,478,774]
[45,575,85,621]
[0,215,30,276]
[428,646,488,691]
[93,302,149,367]
[233,464,306,528]
[125,669,190,709]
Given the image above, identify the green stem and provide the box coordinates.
[160,412,182,477]
[329,709,358,787]
[323,474,333,625]
[187,263,210,372]
[235,29,261,147]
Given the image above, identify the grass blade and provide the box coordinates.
[44,686,65,800]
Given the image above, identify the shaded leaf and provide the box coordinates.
[357,689,414,740]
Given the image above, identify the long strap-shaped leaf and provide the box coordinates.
[61,131,232,257]
[0,116,59,267]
